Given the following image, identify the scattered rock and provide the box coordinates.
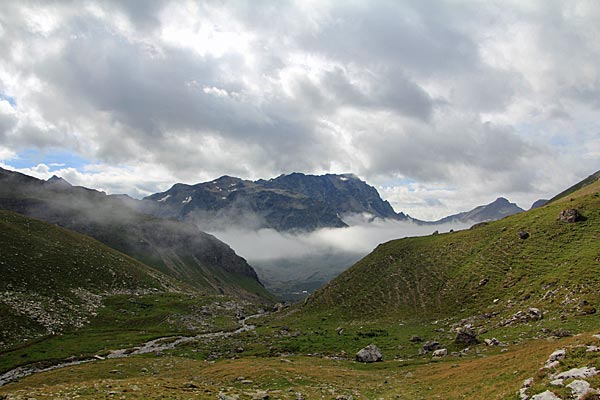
[555,366,598,380]
[545,361,560,369]
[528,308,543,320]
[484,338,500,346]
[355,344,383,363]
[587,346,600,352]
[551,329,572,338]
[545,349,566,368]
[182,382,198,389]
[567,380,594,400]
[432,348,447,358]
[252,391,269,400]
[455,326,478,345]
[108,369,121,374]
[422,341,440,352]
[479,278,489,287]
[409,335,423,343]
[518,230,530,240]
[219,393,240,400]
[530,390,561,400]
[549,379,564,386]
[558,209,582,223]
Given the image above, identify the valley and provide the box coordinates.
[1,169,599,399]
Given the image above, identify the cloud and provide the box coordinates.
[210,216,470,262]
[0,1,599,219]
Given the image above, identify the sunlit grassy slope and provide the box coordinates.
[302,179,600,324]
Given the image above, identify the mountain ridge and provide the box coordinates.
[0,167,271,302]
[141,172,409,231]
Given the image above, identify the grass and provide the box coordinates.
[0,292,256,374]
[3,333,599,399]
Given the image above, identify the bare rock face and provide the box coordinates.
[558,208,582,223]
[355,344,383,363]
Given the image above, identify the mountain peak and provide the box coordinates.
[45,175,72,187]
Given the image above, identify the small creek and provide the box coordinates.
[0,313,262,387]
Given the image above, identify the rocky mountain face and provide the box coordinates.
[433,197,524,224]
[0,168,270,301]
[142,173,407,231]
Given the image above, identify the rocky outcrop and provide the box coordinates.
[454,326,478,345]
[558,209,583,223]
[355,344,383,363]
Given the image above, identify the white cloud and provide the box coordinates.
[211,217,470,262]
[0,1,599,219]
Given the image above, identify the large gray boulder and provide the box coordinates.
[355,344,383,363]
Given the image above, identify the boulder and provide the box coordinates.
[518,230,530,239]
[567,380,593,400]
[558,209,582,223]
[355,344,383,363]
[409,335,423,343]
[432,348,448,357]
[530,390,561,400]
[528,307,543,320]
[455,326,478,345]
[555,366,598,380]
[422,340,440,352]
[484,338,500,346]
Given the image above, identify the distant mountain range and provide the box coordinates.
[433,197,524,224]
[0,167,270,301]
[140,173,407,231]
[140,172,526,232]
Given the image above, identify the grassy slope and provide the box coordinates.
[0,211,258,373]
[302,180,600,324]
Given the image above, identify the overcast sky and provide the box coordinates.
[1,0,599,220]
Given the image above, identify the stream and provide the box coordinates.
[0,313,262,387]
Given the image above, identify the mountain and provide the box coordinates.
[434,197,524,224]
[0,210,180,347]
[530,199,549,209]
[0,167,271,302]
[142,173,407,231]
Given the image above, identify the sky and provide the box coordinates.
[1,1,599,220]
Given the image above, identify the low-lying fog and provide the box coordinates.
[207,215,470,301]
[210,215,470,261]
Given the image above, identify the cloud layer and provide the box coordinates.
[1,1,599,219]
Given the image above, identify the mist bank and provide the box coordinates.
[209,216,470,262]
[207,216,470,301]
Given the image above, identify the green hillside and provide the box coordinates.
[0,211,261,374]
[304,179,600,325]
[0,210,180,347]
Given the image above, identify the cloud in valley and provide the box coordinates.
[211,217,470,262]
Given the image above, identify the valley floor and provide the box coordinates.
[2,331,599,399]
